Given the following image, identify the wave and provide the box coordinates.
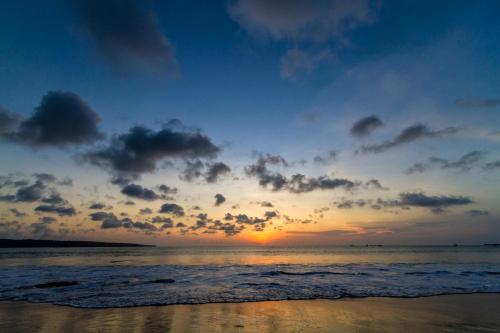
[0,263,499,308]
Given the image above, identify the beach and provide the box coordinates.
[1,294,499,333]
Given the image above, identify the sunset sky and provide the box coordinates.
[1,0,500,246]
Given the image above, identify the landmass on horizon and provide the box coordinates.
[0,239,153,248]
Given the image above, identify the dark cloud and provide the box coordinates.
[465,209,489,217]
[260,201,273,207]
[377,192,473,214]
[313,150,337,165]
[483,160,500,171]
[180,159,204,182]
[70,0,178,76]
[0,107,22,135]
[214,193,226,206]
[33,173,57,183]
[180,160,231,183]
[350,115,383,138]
[157,184,178,195]
[139,208,153,215]
[264,210,279,220]
[159,203,185,217]
[89,211,115,221]
[121,184,162,201]
[89,203,106,210]
[455,98,500,109]
[82,122,220,182]
[287,174,359,193]
[40,192,67,206]
[406,151,486,174]
[30,222,54,238]
[39,216,57,224]
[0,180,46,202]
[122,219,158,232]
[334,199,367,209]
[34,204,77,217]
[245,154,364,193]
[205,162,231,183]
[151,216,173,228]
[4,91,103,147]
[9,208,27,217]
[359,124,458,154]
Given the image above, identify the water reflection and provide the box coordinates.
[1,246,499,266]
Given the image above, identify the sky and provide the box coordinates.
[1,0,500,246]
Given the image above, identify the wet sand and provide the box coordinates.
[1,294,499,332]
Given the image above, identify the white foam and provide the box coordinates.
[1,263,499,308]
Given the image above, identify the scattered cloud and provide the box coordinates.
[359,124,458,154]
[3,91,103,147]
[82,121,220,183]
[313,150,337,165]
[465,209,489,217]
[159,203,185,217]
[121,184,163,201]
[350,115,383,138]
[406,151,486,174]
[70,0,178,76]
[214,193,226,206]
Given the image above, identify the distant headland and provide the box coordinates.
[0,239,154,248]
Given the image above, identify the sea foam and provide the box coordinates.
[1,263,499,308]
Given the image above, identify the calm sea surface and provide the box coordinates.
[1,246,499,308]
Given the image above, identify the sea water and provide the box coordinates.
[0,246,499,308]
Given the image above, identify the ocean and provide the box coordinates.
[1,246,500,308]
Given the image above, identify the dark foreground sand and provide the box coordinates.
[1,294,499,333]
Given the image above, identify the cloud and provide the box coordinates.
[465,209,489,217]
[70,0,178,76]
[376,192,473,214]
[139,208,153,215]
[245,153,372,193]
[359,124,458,154]
[364,179,389,191]
[158,203,185,217]
[121,184,162,201]
[34,204,77,217]
[0,107,22,135]
[30,222,54,238]
[313,150,337,165]
[228,0,378,43]
[260,201,273,207]
[0,180,46,202]
[406,151,486,174]
[205,162,231,183]
[214,193,226,206]
[89,203,106,210]
[334,199,367,209]
[180,159,204,182]
[82,122,220,182]
[180,160,231,183]
[350,115,383,138]
[89,211,115,221]
[157,184,178,195]
[9,208,27,217]
[455,98,500,109]
[483,160,500,171]
[229,0,378,79]
[4,91,103,147]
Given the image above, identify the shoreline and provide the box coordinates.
[1,294,500,332]
[2,291,500,310]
